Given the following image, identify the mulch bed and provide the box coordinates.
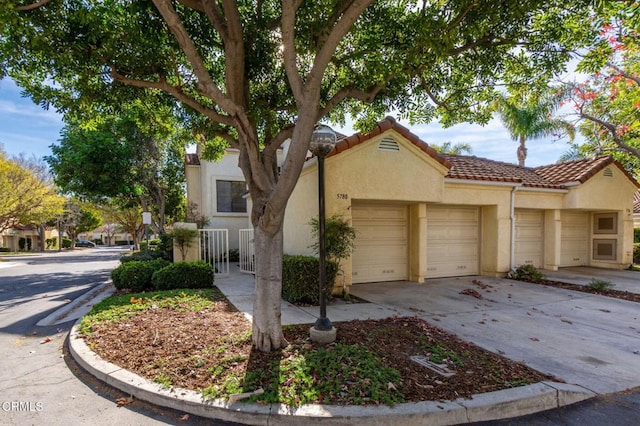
[81,294,555,405]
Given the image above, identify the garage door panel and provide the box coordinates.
[352,204,408,283]
[514,210,544,267]
[426,206,479,278]
[561,212,589,266]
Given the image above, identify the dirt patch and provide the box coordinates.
[81,291,555,405]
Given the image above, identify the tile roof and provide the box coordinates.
[327,117,640,190]
[327,116,451,169]
[442,155,565,188]
[634,191,640,214]
[533,156,614,184]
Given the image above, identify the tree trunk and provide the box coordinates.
[251,223,285,352]
[517,134,527,167]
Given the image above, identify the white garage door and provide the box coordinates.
[352,204,408,283]
[561,212,589,266]
[514,210,544,268]
[427,206,479,278]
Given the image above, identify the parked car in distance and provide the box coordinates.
[75,240,96,248]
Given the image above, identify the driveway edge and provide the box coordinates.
[69,323,596,425]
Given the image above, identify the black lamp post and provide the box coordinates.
[310,124,337,332]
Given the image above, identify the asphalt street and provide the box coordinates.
[0,248,234,426]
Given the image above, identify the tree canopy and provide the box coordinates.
[0,148,64,233]
[560,2,640,176]
[46,99,188,233]
[0,0,599,351]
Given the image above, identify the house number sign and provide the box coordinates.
[336,193,348,200]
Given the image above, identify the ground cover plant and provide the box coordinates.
[78,289,554,406]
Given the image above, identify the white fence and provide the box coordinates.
[239,228,255,274]
[199,229,229,276]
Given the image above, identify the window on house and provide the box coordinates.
[216,180,247,213]
[593,212,617,234]
[593,239,617,260]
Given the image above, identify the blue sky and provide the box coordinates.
[0,76,574,167]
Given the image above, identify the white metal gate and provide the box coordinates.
[199,229,229,276]
[239,228,255,274]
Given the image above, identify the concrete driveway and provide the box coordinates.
[349,268,640,396]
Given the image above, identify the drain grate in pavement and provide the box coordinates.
[409,355,456,377]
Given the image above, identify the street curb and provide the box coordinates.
[37,282,115,326]
[69,323,596,425]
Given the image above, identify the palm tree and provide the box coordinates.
[431,141,473,155]
[496,93,575,166]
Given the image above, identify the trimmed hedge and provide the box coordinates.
[120,251,163,263]
[111,259,170,291]
[282,255,338,305]
[152,261,214,290]
[0,247,10,252]
[635,228,640,244]
[634,243,640,265]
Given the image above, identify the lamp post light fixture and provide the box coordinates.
[309,124,338,343]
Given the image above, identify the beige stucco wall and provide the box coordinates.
[192,150,249,250]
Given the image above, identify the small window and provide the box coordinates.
[593,212,617,234]
[593,239,617,260]
[216,180,247,213]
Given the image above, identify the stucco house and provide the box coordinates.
[634,192,640,228]
[186,117,638,291]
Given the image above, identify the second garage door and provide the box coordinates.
[352,204,408,283]
[427,206,479,278]
[561,212,589,266]
[514,209,544,268]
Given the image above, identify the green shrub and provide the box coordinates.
[634,243,640,265]
[152,261,214,290]
[507,264,545,283]
[282,255,338,304]
[115,240,133,246]
[140,238,161,251]
[18,238,26,251]
[634,228,640,244]
[62,238,72,249]
[228,248,240,262]
[114,259,170,292]
[588,278,615,292]
[0,247,11,253]
[120,251,162,263]
[156,234,174,261]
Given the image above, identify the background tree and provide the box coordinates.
[46,100,188,234]
[1,0,596,351]
[496,92,575,166]
[0,149,64,238]
[430,142,473,155]
[102,203,145,250]
[560,2,640,176]
[60,200,103,248]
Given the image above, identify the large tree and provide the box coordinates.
[560,2,640,175]
[46,100,188,233]
[1,0,596,351]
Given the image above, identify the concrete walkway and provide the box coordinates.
[68,266,640,424]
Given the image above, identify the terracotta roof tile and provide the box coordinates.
[327,116,451,169]
[322,118,639,191]
[634,191,640,214]
[533,156,613,184]
[442,155,564,188]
